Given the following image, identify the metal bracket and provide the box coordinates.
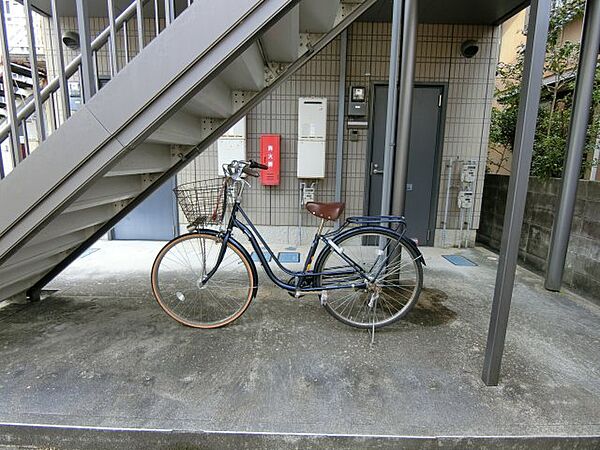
[141,173,160,189]
[336,1,363,26]
[232,90,256,109]
[298,33,324,57]
[197,118,225,144]
[264,62,290,85]
[170,144,188,160]
[113,199,131,213]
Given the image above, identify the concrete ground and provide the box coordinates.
[0,239,599,448]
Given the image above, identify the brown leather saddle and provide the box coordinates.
[305,201,345,221]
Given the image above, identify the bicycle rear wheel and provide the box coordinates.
[151,232,257,328]
[314,227,423,329]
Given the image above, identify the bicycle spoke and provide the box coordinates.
[152,234,254,328]
[318,230,422,329]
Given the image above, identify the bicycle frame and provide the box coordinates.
[205,200,395,294]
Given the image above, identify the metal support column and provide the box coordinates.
[75,0,96,102]
[544,0,600,291]
[335,29,348,226]
[482,0,551,386]
[391,0,417,216]
[380,0,403,217]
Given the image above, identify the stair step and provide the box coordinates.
[220,43,266,91]
[148,111,214,146]
[262,5,300,62]
[106,144,173,176]
[0,276,40,301]
[300,0,340,32]
[27,205,113,247]
[0,252,71,293]
[65,176,142,214]
[181,77,233,119]
[2,230,91,272]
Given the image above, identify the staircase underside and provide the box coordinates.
[0,0,377,302]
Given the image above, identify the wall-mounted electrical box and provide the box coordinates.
[217,117,246,173]
[348,85,367,117]
[461,163,477,183]
[458,190,474,209]
[297,97,327,178]
[302,184,316,204]
[260,134,280,185]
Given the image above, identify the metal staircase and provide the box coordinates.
[0,0,376,301]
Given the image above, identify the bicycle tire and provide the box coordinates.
[314,227,423,329]
[151,231,258,328]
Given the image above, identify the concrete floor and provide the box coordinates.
[0,240,599,448]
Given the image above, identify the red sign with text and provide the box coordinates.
[260,134,280,185]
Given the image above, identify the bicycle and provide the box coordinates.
[151,160,425,330]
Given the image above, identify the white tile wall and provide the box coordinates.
[41,16,500,246]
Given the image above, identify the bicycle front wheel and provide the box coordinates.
[314,227,423,329]
[151,232,257,328]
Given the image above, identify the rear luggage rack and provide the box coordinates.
[346,215,406,225]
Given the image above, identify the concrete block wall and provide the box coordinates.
[477,174,600,301]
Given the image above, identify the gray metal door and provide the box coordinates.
[366,84,443,245]
[366,85,388,218]
[112,177,178,240]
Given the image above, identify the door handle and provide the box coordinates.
[370,162,384,175]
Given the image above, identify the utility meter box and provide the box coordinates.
[297,97,327,178]
[458,190,474,209]
[217,117,246,173]
[461,163,478,183]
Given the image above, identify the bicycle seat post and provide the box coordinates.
[316,218,326,236]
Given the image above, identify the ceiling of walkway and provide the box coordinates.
[26,0,529,25]
[360,0,529,25]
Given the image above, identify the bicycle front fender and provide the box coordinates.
[401,234,426,266]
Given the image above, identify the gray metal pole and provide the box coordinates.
[544,0,600,292]
[334,30,348,227]
[482,0,551,386]
[379,0,402,217]
[391,0,417,216]
[75,0,96,102]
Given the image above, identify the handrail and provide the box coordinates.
[0,0,144,142]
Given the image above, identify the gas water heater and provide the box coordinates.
[297,97,327,178]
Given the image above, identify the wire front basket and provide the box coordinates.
[174,178,228,228]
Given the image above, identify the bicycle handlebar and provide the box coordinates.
[249,160,268,170]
